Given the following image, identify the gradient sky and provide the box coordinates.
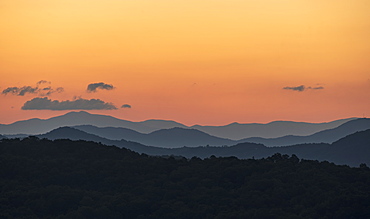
[1,0,369,125]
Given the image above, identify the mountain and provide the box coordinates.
[238,118,370,146]
[35,126,370,166]
[168,130,370,166]
[74,125,235,148]
[0,111,187,135]
[192,118,356,140]
[36,127,165,154]
[0,111,356,139]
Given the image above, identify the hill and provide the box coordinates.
[192,118,356,140]
[238,118,370,146]
[0,111,355,139]
[74,125,234,147]
[35,127,370,166]
[0,111,186,135]
[1,137,369,218]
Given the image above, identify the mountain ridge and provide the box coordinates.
[0,111,356,139]
[33,126,370,166]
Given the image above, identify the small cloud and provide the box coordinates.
[2,81,64,96]
[21,97,117,110]
[283,85,305,92]
[310,86,324,90]
[121,104,132,108]
[87,82,115,92]
[2,86,38,96]
[37,80,51,85]
[39,87,64,96]
[2,87,19,95]
[283,85,325,92]
[56,87,64,93]
[18,86,38,96]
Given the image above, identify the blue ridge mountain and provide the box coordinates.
[35,126,370,166]
[0,111,355,139]
[191,118,356,140]
[73,125,234,147]
[238,118,370,146]
[0,111,186,135]
[73,118,370,148]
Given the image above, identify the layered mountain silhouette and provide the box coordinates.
[73,125,234,147]
[0,111,356,140]
[35,126,370,166]
[238,118,370,146]
[0,111,186,135]
[192,118,356,140]
[73,118,370,147]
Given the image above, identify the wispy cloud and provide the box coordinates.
[283,85,306,92]
[87,82,115,92]
[121,104,132,108]
[1,81,64,96]
[36,80,51,85]
[2,86,38,96]
[283,85,325,92]
[21,97,117,110]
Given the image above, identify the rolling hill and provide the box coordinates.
[238,118,370,146]
[34,126,370,166]
[73,125,234,147]
[0,111,355,139]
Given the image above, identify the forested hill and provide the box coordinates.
[1,137,370,218]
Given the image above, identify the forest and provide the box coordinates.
[1,137,370,218]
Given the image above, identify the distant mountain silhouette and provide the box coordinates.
[74,125,234,148]
[168,129,370,166]
[238,118,370,146]
[36,127,158,153]
[0,111,355,139]
[192,118,356,140]
[0,111,186,135]
[35,126,370,166]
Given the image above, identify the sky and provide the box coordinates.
[0,0,369,126]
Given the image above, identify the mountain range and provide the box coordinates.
[71,118,370,147]
[34,126,370,166]
[0,111,356,140]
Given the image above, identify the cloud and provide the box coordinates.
[37,80,51,85]
[2,86,38,96]
[283,85,325,92]
[21,97,117,110]
[87,82,115,92]
[283,85,306,92]
[2,81,64,96]
[121,104,132,108]
[308,86,324,90]
[2,87,19,95]
[39,87,64,96]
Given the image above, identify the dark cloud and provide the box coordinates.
[21,97,117,110]
[2,87,19,95]
[283,85,325,92]
[2,81,64,96]
[87,82,115,92]
[37,80,51,85]
[283,85,305,92]
[309,86,324,90]
[18,86,38,96]
[39,87,64,96]
[2,86,38,96]
[121,104,132,108]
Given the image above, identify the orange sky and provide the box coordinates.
[0,0,369,125]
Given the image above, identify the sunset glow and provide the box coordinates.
[1,0,369,125]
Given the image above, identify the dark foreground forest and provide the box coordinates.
[1,137,370,218]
